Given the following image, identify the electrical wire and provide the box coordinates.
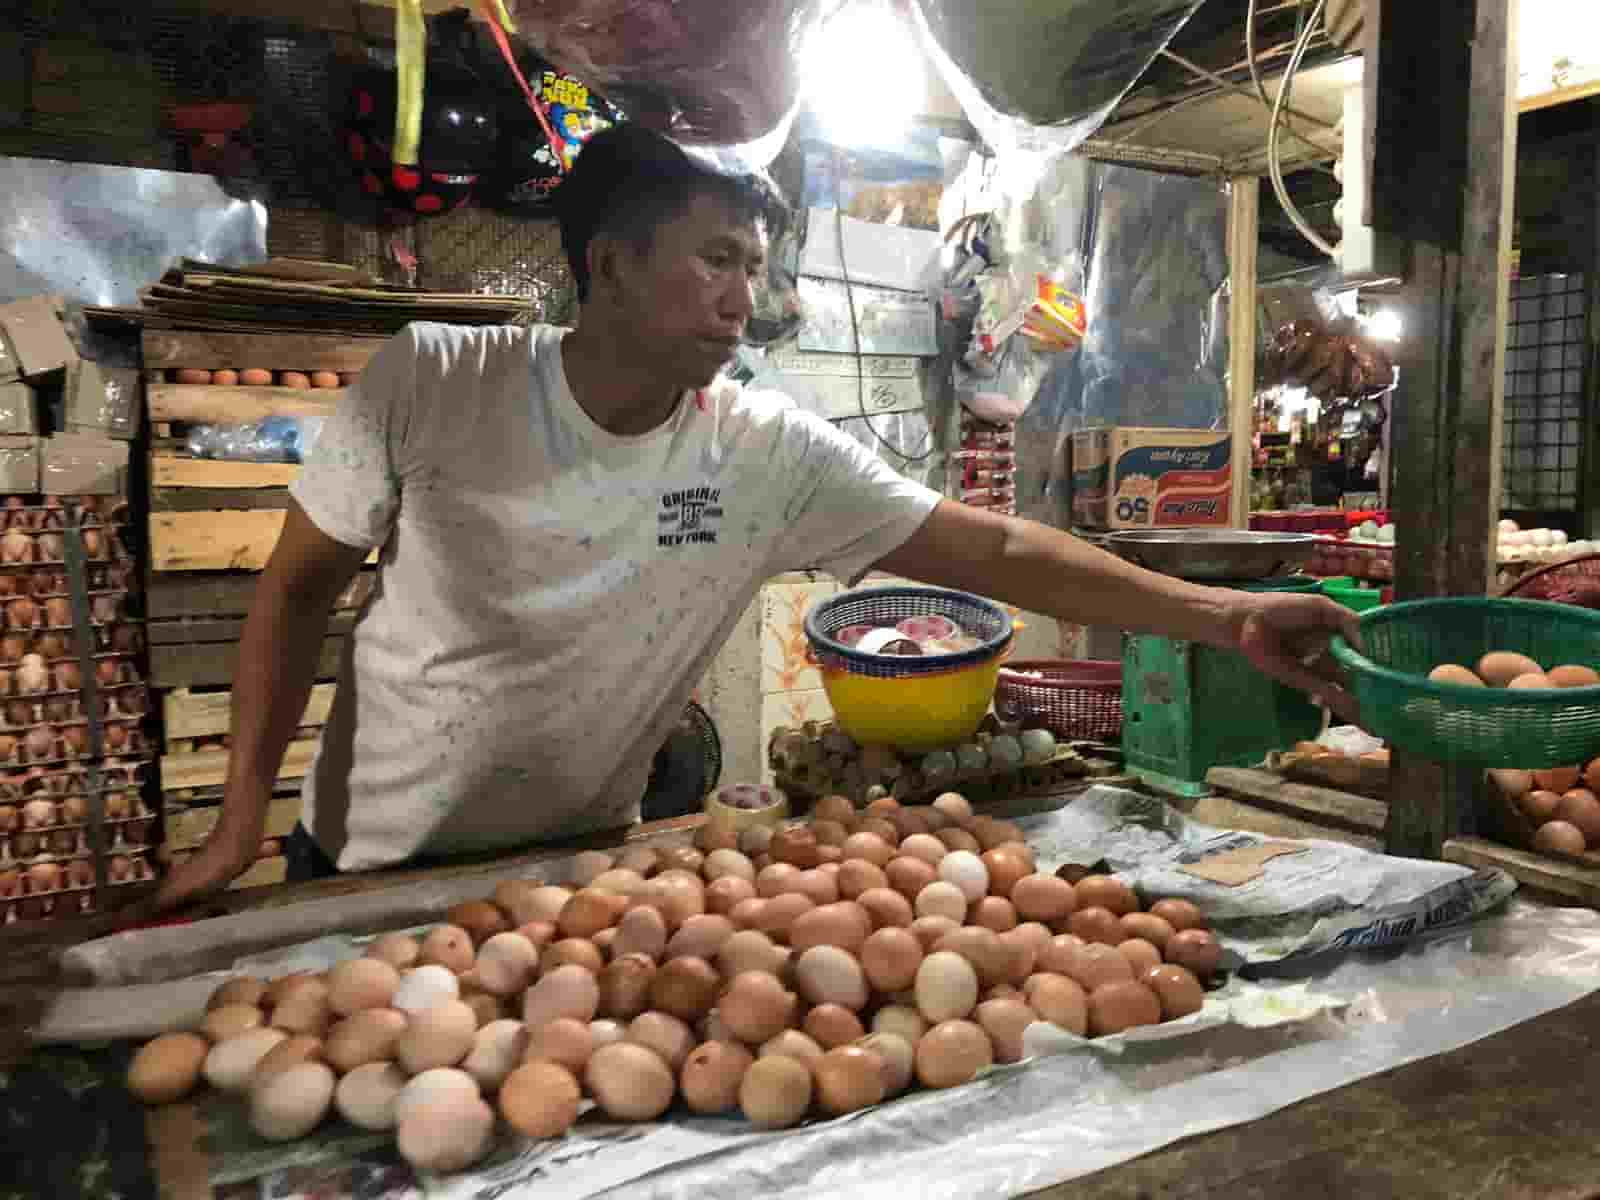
[1268,0,1340,259]
[831,153,935,463]
[1241,0,1339,172]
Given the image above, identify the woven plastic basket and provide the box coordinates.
[1329,597,1600,766]
[1499,552,1600,607]
[994,660,1123,742]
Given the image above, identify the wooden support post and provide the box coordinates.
[1227,177,1260,529]
[1369,0,1519,858]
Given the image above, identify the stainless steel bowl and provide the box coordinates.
[1105,529,1322,581]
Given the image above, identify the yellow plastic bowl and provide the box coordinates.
[820,652,1005,753]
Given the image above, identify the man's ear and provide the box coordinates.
[586,233,632,302]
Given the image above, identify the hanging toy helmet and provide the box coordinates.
[481,52,620,217]
[345,59,497,218]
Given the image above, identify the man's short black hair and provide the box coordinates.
[555,125,788,304]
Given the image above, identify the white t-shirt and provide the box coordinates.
[290,322,941,870]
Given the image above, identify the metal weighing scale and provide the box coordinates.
[1107,530,1327,797]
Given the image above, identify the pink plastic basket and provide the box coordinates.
[994,659,1123,742]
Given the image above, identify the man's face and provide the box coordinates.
[603,190,766,389]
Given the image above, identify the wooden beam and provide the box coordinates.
[164,683,337,740]
[164,794,303,850]
[151,487,292,513]
[147,384,338,424]
[145,569,375,620]
[151,455,301,489]
[160,738,320,791]
[1191,795,1382,851]
[151,511,377,571]
[1227,176,1260,529]
[151,636,344,688]
[1205,765,1387,835]
[142,331,382,372]
[147,612,357,645]
[1443,835,1600,906]
[1371,0,1518,860]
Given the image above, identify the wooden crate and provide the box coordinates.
[160,737,320,792]
[163,683,336,742]
[164,791,303,852]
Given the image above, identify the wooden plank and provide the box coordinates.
[141,330,383,372]
[165,683,337,739]
[151,511,378,571]
[1190,795,1382,851]
[231,856,288,889]
[1520,78,1600,113]
[1225,176,1259,530]
[148,612,358,645]
[150,486,291,513]
[151,454,301,489]
[160,738,320,791]
[1372,0,1517,860]
[150,636,344,689]
[1204,765,1388,834]
[145,569,375,620]
[164,793,302,850]
[147,383,339,424]
[1443,835,1600,904]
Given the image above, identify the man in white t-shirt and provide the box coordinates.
[149,127,1357,910]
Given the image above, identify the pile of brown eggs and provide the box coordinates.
[126,792,1222,1174]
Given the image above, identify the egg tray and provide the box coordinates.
[2,816,158,864]
[1,846,157,925]
[0,604,141,633]
[768,718,1090,808]
[1482,780,1600,869]
[0,681,151,730]
[0,529,134,569]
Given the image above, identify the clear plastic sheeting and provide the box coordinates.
[0,157,265,308]
[911,0,1205,174]
[507,0,839,157]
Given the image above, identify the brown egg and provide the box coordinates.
[739,1053,813,1128]
[1120,912,1176,952]
[979,848,1032,897]
[666,914,735,961]
[127,1032,211,1105]
[719,970,798,1043]
[1068,906,1125,946]
[252,1034,326,1085]
[914,950,979,1023]
[841,831,895,867]
[1477,652,1544,688]
[1117,937,1162,976]
[804,1004,866,1050]
[1586,759,1600,794]
[1427,664,1485,686]
[996,927,1040,984]
[597,953,657,1020]
[1533,820,1588,856]
[1087,980,1162,1037]
[625,1011,696,1072]
[898,833,947,865]
[836,858,889,900]
[974,996,1036,1063]
[731,901,769,934]
[522,1017,594,1074]
[717,929,787,978]
[365,933,421,970]
[1025,972,1089,1034]
[860,927,924,993]
[238,368,274,386]
[933,927,1011,989]
[1508,672,1552,690]
[200,1004,265,1042]
[756,862,803,898]
[909,914,961,952]
[613,904,669,960]
[515,920,557,948]
[1521,789,1564,823]
[856,817,899,845]
[173,368,214,385]
[789,901,870,954]
[1548,665,1600,688]
[931,792,973,825]
[500,1061,581,1138]
[770,827,823,868]
[460,991,510,1028]
[810,819,849,847]
[1010,874,1078,923]
[694,824,740,853]
[914,1020,993,1089]
[705,875,757,915]
[396,1001,477,1074]
[759,1029,824,1063]
[211,369,239,386]
[971,896,1019,932]
[310,371,342,389]
[559,889,629,939]
[323,1011,406,1075]
[327,958,401,1015]
[445,900,511,947]
[1074,875,1139,916]
[1555,789,1600,843]
[272,978,333,1037]
[1534,766,1581,795]
[680,1040,754,1114]
[793,868,839,906]
[1066,942,1134,992]
[811,1045,885,1115]
[419,925,476,973]
[1165,929,1224,979]
[855,887,914,930]
[755,892,816,942]
[1148,898,1205,932]
[795,945,870,1011]
[646,870,708,928]
[649,956,721,1021]
[884,856,937,901]
[278,371,312,389]
[1142,964,1206,1020]
[935,828,982,854]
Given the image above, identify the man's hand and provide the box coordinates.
[1226,592,1362,722]
[113,826,256,926]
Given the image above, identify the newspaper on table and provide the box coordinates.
[215,787,1528,1199]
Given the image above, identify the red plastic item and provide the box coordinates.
[994,659,1123,742]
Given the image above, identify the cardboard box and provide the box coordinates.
[0,325,18,384]
[764,350,924,421]
[1070,426,1234,529]
[0,295,77,379]
[40,433,126,495]
[0,382,36,435]
[0,437,40,492]
[63,361,137,440]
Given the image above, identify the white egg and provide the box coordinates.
[392,964,460,1014]
[1359,520,1379,539]
[1531,528,1553,547]
[1503,530,1527,547]
[1552,529,1569,546]
[937,851,990,903]
[1376,525,1396,545]
[1499,518,1520,534]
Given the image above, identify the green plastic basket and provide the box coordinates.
[1321,576,1386,614]
[1329,597,1600,766]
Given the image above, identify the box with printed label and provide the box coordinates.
[1070,426,1234,529]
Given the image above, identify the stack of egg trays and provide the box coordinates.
[0,494,154,924]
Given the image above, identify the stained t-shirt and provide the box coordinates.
[289,322,940,870]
